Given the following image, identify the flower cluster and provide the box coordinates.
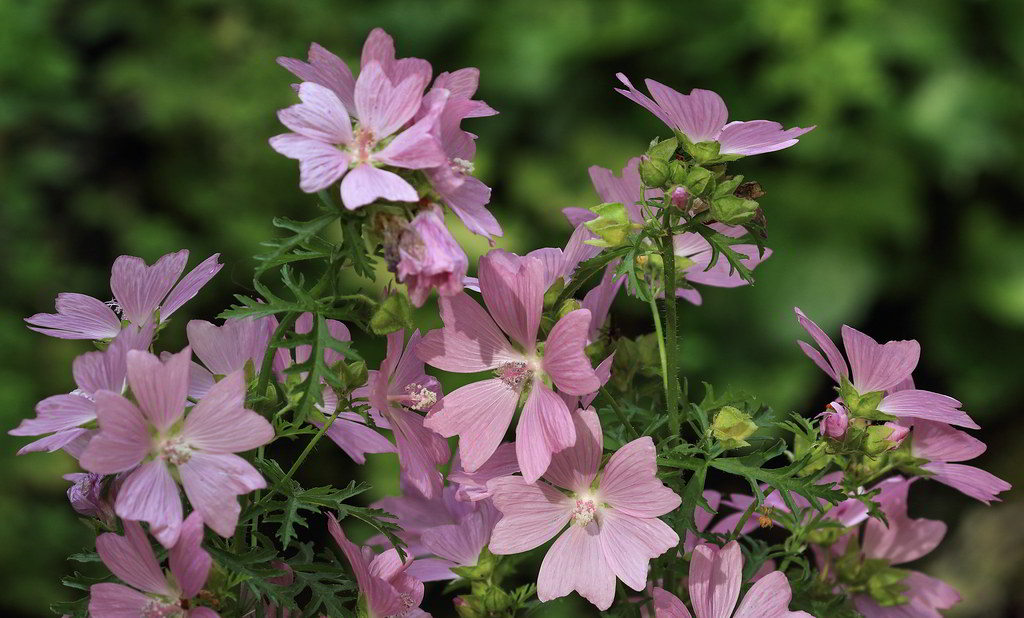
[13,27,1010,618]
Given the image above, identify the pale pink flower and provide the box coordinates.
[819,401,849,439]
[185,316,278,399]
[352,330,449,497]
[327,514,427,618]
[64,472,115,524]
[80,348,274,547]
[447,442,520,502]
[418,251,601,482]
[25,250,221,340]
[269,68,448,209]
[651,541,812,618]
[794,308,979,428]
[488,408,680,610]
[10,324,153,456]
[397,205,469,307]
[902,418,1011,504]
[89,513,217,617]
[615,75,814,156]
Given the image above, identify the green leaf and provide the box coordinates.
[369,292,413,335]
[342,217,377,280]
[255,214,340,278]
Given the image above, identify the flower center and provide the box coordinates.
[403,383,437,411]
[495,362,530,389]
[451,157,474,175]
[351,127,376,163]
[160,436,193,466]
[141,598,184,618]
[385,592,416,617]
[570,498,597,527]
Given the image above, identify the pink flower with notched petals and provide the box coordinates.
[652,541,812,618]
[900,417,1010,504]
[25,250,221,340]
[397,206,469,307]
[10,324,153,456]
[418,250,601,483]
[327,514,428,618]
[185,315,279,399]
[615,75,814,157]
[488,408,680,610]
[794,307,979,429]
[352,329,450,498]
[80,348,274,547]
[269,69,448,210]
[89,512,217,617]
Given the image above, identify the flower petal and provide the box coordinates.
[478,251,546,350]
[169,512,212,599]
[418,293,520,372]
[488,476,572,554]
[599,437,681,518]
[424,378,519,472]
[389,407,449,499]
[88,583,152,618]
[268,133,351,193]
[689,541,743,618]
[907,419,986,462]
[110,251,188,325]
[877,389,978,429]
[841,325,920,392]
[653,587,693,618]
[644,82,728,142]
[537,523,617,610]
[544,407,602,493]
[96,520,173,595]
[25,293,121,340]
[79,391,150,474]
[598,508,678,591]
[179,452,265,538]
[733,570,811,617]
[354,61,423,138]
[375,88,448,169]
[126,348,190,432]
[339,163,418,209]
[794,307,849,383]
[516,383,576,484]
[278,42,356,113]
[182,371,274,453]
[717,120,814,156]
[277,82,353,144]
[115,460,184,548]
[542,309,600,395]
[922,462,1011,505]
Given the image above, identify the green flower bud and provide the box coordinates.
[557,298,582,320]
[646,136,678,162]
[584,202,633,248]
[684,140,721,165]
[710,195,759,225]
[669,159,687,185]
[339,359,368,391]
[370,292,413,335]
[684,165,714,194]
[712,174,745,199]
[639,157,670,187]
[712,406,757,449]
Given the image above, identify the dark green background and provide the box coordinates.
[2,1,1022,615]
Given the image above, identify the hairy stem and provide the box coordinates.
[662,208,680,437]
[648,292,669,401]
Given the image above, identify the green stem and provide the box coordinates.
[648,293,669,402]
[253,406,342,509]
[661,208,680,437]
[600,386,638,440]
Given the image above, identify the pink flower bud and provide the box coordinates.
[883,422,910,449]
[820,402,849,439]
[397,206,469,307]
[64,472,115,524]
[671,186,690,209]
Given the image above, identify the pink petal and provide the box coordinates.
[582,265,625,343]
[278,42,356,113]
[16,427,92,455]
[793,307,848,383]
[542,309,600,395]
[588,158,645,210]
[25,293,121,340]
[560,223,604,281]
[684,490,723,553]
[478,251,546,350]
[324,414,396,463]
[268,133,350,193]
[718,120,814,156]
[277,82,353,144]
[449,442,520,501]
[544,407,602,493]
[841,325,920,393]
[110,250,188,325]
[488,476,573,554]
[877,389,978,429]
[404,557,457,581]
[126,348,190,432]
[327,514,406,618]
[374,88,448,169]
[863,483,946,564]
[182,371,274,453]
[187,607,220,618]
[434,172,502,239]
[421,509,493,566]
[644,82,728,142]
[689,541,743,618]
[79,391,150,474]
[74,325,152,394]
[907,419,986,462]
[339,163,418,209]
[96,520,173,595]
[186,318,263,377]
[88,583,153,617]
[10,394,96,436]
[516,383,576,484]
[922,462,1011,505]
[160,254,222,321]
[614,73,676,130]
[115,461,184,548]
[599,437,681,518]
[537,523,617,610]
[733,570,811,617]
[424,378,519,472]
[389,407,448,499]
[354,61,423,138]
[360,28,432,93]
[598,508,678,591]
[418,293,520,372]
[178,452,266,538]
[654,587,693,618]
[563,207,596,227]
[170,512,212,599]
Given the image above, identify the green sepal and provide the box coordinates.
[646,136,678,161]
[369,292,413,335]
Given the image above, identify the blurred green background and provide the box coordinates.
[2,0,1023,615]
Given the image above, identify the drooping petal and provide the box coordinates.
[544,406,602,493]
[169,512,212,599]
[689,541,743,618]
[841,325,920,393]
[599,437,681,518]
[423,378,519,472]
[614,73,676,130]
[16,427,92,455]
[537,523,617,610]
[339,163,418,209]
[79,391,150,474]
[110,251,188,325]
[178,452,266,538]
[181,371,274,453]
[794,307,849,383]
[417,293,521,372]
[268,133,351,193]
[277,82,353,144]
[733,570,813,617]
[598,508,678,591]
[114,460,184,548]
[645,82,729,142]
[88,583,154,618]
[25,293,121,340]
[488,476,573,554]
[877,390,978,429]
[717,120,814,156]
[434,172,502,239]
[96,520,173,595]
[10,394,96,436]
[478,251,546,350]
[922,462,1011,505]
[542,309,600,395]
[653,587,693,618]
[516,382,576,484]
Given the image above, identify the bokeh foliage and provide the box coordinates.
[2,0,1022,615]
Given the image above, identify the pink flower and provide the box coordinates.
[352,330,449,497]
[10,325,153,456]
[89,513,217,617]
[185,316,278,399]
[820,402,850,439]
[651,541,812,618]
[25,250,222,340]
[794,308,979,428]
[418,251,601,482]
[327,514,427,618]
[447,442,520,502]
[903,418,1011,504]
[614,75,814,156]
[79,348,274,547]
[488,408,680,610]
[269,67,448,209]
[65,472,115,524]
[397,206,469,307]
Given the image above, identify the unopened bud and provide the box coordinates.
[638,157,670,187]
[670,186,690,210]
[882,422,909,449]
[584,202,633,248]
[684,165,713,194]
[865,422,910,455]
[65,473,115,524]
[820,402,849,440]
[710,195,758,226]
[711,406,757,449]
